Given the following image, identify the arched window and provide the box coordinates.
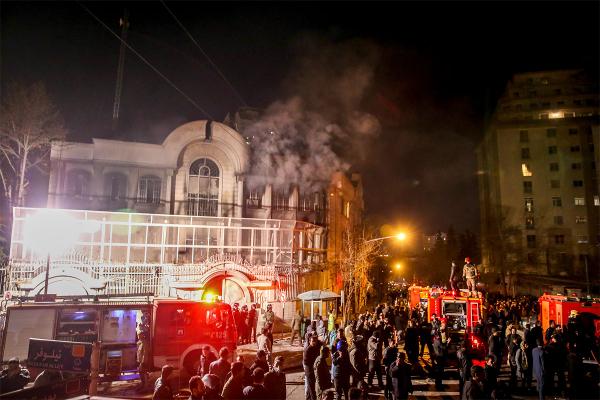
[138,175,161,204]
[104,172,128,200]
[67,169,91,197]
[188,158,219,216]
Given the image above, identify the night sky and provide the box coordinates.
[1,1,599,234]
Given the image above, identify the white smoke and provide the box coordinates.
[245,36,381,190]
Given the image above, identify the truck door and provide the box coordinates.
[2,308,56,361]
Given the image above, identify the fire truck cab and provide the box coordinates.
[408,286,486,361]
[538,293,600,341]
[0,295,237,379]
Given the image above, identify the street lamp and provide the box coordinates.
[23,209,100,295]
[366,232,407,243]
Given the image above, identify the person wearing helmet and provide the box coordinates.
[462,257,479,295]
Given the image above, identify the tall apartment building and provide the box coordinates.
[478,70,599,288]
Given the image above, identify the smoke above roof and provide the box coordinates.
[244,35,381,191]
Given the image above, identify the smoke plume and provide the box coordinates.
[245,36,381,190]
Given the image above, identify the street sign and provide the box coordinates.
[28,338,93,372]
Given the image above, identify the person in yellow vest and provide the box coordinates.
[328,309,335,333]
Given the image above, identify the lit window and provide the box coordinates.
[552,197,562,207]
[594,195,600,206]
[575,216,587,224]
[549,163,559,172]
[551,180,560,188]
[524,198,534,212]
[521,163,533,176]
[553,216,563,225]
[523,181,533,194]
[526,235,536,248]
[576,235,588,244]
[573,180,584,187]
[549,112,563,119]
[574,197,585,206]
[525,216,535,229]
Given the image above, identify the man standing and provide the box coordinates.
[332,340,352,399]
[291,309,303,345]
[367,330,384,390]
[221,361,245,400]
[303,335,322,400]
[264,356,286,400]
[198,346,217,377]
[264,304,275,345]
[462,257,479,295]
[314,346,333,398]
[152,365,174,400]
[137,330,150,391]
[532,339,545,400]
[389,352,413,400]
[208,347,231,391]
[239,305,249,344]
[248,303,258,343]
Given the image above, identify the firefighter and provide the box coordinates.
[137,330,150,391]
[462,257,479,294]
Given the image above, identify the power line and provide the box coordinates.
[160,0,248,107]
[78,2,214,120]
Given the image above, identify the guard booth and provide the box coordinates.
[297,290,340,321]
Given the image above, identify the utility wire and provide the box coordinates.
[160,0,248,107]
[78,2,214,119]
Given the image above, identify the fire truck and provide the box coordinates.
[538,293,600,340]
[408,285,486,361]
[0,294,237,379]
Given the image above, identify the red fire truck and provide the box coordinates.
[0,295,237,379]
[408,286,486,361]
[538,293,600,340]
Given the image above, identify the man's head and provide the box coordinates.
[236,355,245,363]
[231,361,245,379]
[161,364,174,379]
[397,352,407,363]
[267,304,273,311]
[510,326,517,334]
[202,345,212,356]
[550,320,556,327]
[7,358,20,376]
[251,367,265,384]
[273,356,284,370]
[309,335,319,347]
[261,327,269,336]
[431,313,437,320]
[219,347,229,360]
[465,257,471,263]
[485,354,496,366]
[257,350,267,361]
[471,365,484,381]
[189,375,205,397]
[320,345,330,358]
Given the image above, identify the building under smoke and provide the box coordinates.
[477,69,599,293]
[6,120,363,317]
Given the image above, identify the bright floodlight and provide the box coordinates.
[396,232,407,241]
[23,209,99,257]
[395,262,402,270]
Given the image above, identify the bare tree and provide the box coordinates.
[0,82,66,209]
[339,226,381,320]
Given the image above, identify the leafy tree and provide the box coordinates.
[0,82,66,209]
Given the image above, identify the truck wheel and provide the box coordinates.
[184,351,201,377]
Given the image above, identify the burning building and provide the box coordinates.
[6,120,363,314]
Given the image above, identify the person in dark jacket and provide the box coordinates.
[249,350,269,374]
[314,345,333,398]
[456,342,472,397]
[188,375,206,400]
[382,338,399,399]
[349,335,367,387]
[221,361,245,400]
[532,339,545,400]
[199,346,218,376]
[487,328,503,370]
[242,368,268,400]
[419,321,434,362]
[153,365,174,400]
[462,365,486,400]
[303,335,322,400]
[508,334,522,388]
[209,347,231,392]
[404,320,420,365]
[264,356,286,400]
[332,341,352,400]
[0,358,30,395]
[483,354,497,398]
[367,330,384,390]
[389,352,413,400]
[202,374,223,400]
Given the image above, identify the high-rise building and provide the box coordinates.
[478,69,599,289]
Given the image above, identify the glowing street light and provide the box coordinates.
[23,209,100,295]
[366,232,408,243]
[395,262,402,271]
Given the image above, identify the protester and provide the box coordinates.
[389,352,412,400]
[257,327,272,363]
[264,356,286,400]
[291,309,303,345]
[199,345,218,377]
[314,345,333,398]
[242,368,268,399]
[209,347,231,392]
[462,365,486,400]
[532,339,545,400]
[221,361,245,400]
[332,339,352,399]
[153,365,174,400]
[303,334,322,400]
[0,357,30,395]
[249,350,269,374]
[188,375,206,400]
[367,330,384,390]
[202,373,223,400]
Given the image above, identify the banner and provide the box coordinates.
[27,338,92,372]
